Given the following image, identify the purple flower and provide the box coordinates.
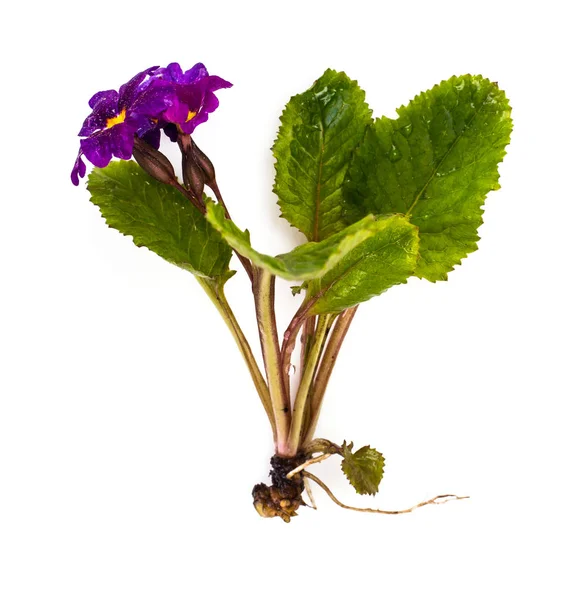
[155,62,232,140]
[72,63,232,185]
[71,67,174,185]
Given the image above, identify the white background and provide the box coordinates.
[1,1,580,598]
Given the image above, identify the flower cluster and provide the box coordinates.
[71,63,232,185]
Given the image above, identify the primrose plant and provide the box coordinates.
[73,63,512,522]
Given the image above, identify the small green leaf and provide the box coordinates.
[87,161,233,282]
[341,442,385,496]
[291,283,307,296]
[344,75,512,281]
[273,69,372,241]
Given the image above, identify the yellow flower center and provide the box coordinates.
[106,108,127,129]
[186,110,197,122]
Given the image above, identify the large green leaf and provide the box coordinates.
[344,75,512,281]
[207,204,419,312]
[273,69,372,242]
[341,442,385,496]
[87,161,232,282]
[207,202,390,282]
[309,214,419,314]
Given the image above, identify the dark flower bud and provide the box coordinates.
[177,133,206,202]
[191,141,216,184]
[132,136,176,186]
[181,149,206,202]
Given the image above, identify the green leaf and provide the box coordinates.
[87,161,233,282]
[207,203,418,312]
[308,214,419,314]
[207,202,419,312]
[344,74,512,281]
[207,202,382,280]
[273,69,372,242]
[341,442,385,496]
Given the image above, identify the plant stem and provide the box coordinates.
[211,183,255,283]
[302,306,358,445]
[253,269,291,454]
[280,297,316,399]
[302,314,335,432]
[287,314,333,455]
[300,280,321,377]
[197,277,275,438]
[300,315,316,378]
[176,134,254,284]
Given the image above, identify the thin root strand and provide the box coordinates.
[286,453,333,479]
[303,477,317,510]
[303,472,469,515]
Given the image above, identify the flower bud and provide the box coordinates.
[191,141,216,184]
[132,136,176,186]
[181,149,205,202]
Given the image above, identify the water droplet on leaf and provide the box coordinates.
[387,144,402,162]
[401,123,413,137]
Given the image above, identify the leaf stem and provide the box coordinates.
[304,472,469,515]
[253,269,291,454]
[280,298,315,399]
[210,184,256,283]
[287,314,333,455]
[300,315,317,378]
[197,277,275,438]
[302,306,358,445]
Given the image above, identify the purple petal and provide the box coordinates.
[129,114,161,140]
[180,108,211,135]
[180,91,217,135]
[70,151,87,186]
[162,99,190,126]
[88,89,118,110]
[182,63,208,83]
[176,80,206,115]
[79,113,107,136]
[79,91,120,136]
[201,90,220,115]
[109,123,135,160]
[118,66,159,110]
[206,75,232,92]
[164,62,184,83]
[81,131,114,168]
[131,79,176,118]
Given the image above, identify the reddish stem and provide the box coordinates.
[302,306,358,445]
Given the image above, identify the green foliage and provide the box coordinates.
[309,215,419,314]
[207,204,419,313]
[344,75,512,281]
[273,69,372,242]
[87,161,233,282]
[207,202,403,281]
[341,442,385,495]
